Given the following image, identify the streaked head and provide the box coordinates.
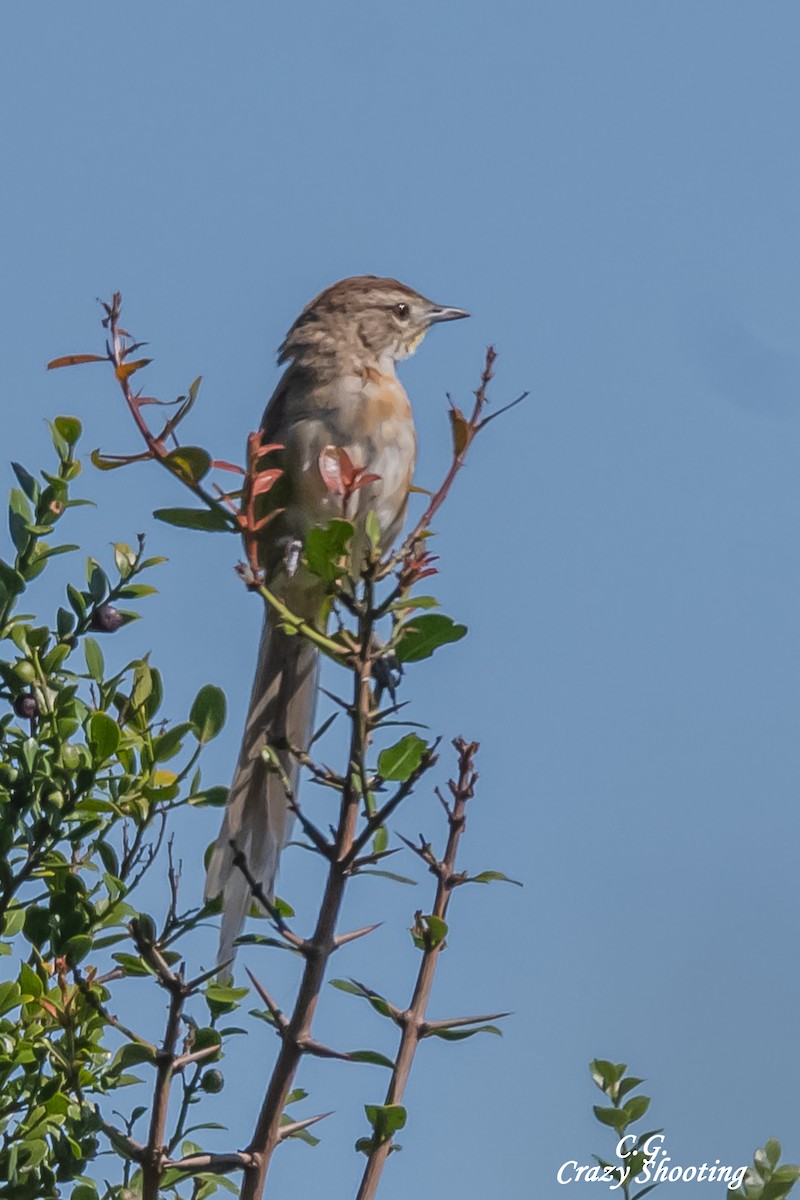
[279,275,469,367]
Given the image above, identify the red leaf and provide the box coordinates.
[211,459,246,475]
[252,468,283,496]
[47,353,107,369]
[448,402,472,455]
[318,445,351,495]
[115,358,152,382]
[350,471,381,492]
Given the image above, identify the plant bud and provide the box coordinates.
[90,604,124,633]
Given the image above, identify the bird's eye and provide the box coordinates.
[392,302,410,320]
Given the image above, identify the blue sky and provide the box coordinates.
[2,2,800,1195]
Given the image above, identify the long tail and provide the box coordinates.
[205,606,319,969]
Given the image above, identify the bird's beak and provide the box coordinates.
[427,304,470,324]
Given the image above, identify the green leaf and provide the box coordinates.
[358,869,417,885]
[330,978,394,1018]
[205,982,249,1017]
[465,870,523,887]
[304,519,354,583]
[772,1164,800,1185]
[153,506,230,532]
[54,415,82,445]
[88,711,120,761]
[377,733,428,781]
[84,636,104,681]
[153,722,193,762]
[190,684,227,744]
[188,785,229,808]
[593,1104,628,1133]
[17,960,42,998]
[66,582,87,617]
[64,934,93,965]
[349,1049,395,1068]
[364,1103,406,1143]
[71,1186,100,1200]
[11,462,39,502]
[9,488,32,553]
[165,446,212,483]
[622,1094,651,1122]
[590,1059,625,1090]
[2,907,25,938]
[617,1076,645,1100]
[410,913,448,950]
[765,1140,783,1170]
[427,1023,503,1041]
[364,509,382,550]
[395,613,467,663]
[390,594,440,612]
[111,953,151,977]
[0,559,25,597]
[0,981,22,1017]
[86,557,108,601]
[112,1042,157,1070]
[90,449,137,472]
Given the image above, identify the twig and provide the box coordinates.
[164,1150,255,1173]
[230,843,306,953]
[129,919,188,1200]
[355,737,481,1200]
[344,740,441,866]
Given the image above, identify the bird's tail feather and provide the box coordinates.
[205,605,319,968]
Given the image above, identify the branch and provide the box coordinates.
[355,737,482,1200]
[229,843,306,953]
[238,581,380,1200]
[164,1150,254,1173]
[129,919,188,1200]
[344,739,441,866]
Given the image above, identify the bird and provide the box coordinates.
[204,276,469,967]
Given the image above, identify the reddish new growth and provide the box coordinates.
[318,445,381,517]
[213,432,284,578]
[47,293,284,576]
[398,541,439,590]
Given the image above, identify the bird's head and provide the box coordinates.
[279,276,469,368]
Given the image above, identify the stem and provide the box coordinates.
[130,921,188,1200]
[239,586,377,1200]
[355,738,479,1200]
[255,582,347,661]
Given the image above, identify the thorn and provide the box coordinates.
[435,786,453,819]
[298,1038,353,1061]
[279,1111,334,1140]
[173,1042,221,1071]
[186,960,233,992]
[245,968,288,1029]
[421,1011,513,1034]
[334,922,383,950]
[319,686,352,713]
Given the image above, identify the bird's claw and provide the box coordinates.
[372,650,403,704]
[279,537,303,577]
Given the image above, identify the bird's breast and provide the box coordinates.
[285,367,417,548]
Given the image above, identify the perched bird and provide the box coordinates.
[204,276,469,966]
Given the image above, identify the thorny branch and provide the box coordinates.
[356,738,488,1200]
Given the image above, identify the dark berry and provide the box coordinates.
[90,604,124,633]
[14,693,39,720]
